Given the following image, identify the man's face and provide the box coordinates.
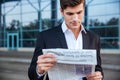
[61,3,84,29]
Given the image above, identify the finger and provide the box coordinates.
[86,72,103,80]
[37,57,57,64]
[94,75,103,79]
[40,66,53,71]
[37,54,56,61]
[95,71,102,75]
[39,53,56,59]
[87,71,102,77]
[38,63,55,68]
[37,63,55,72]
[86,76,102,80]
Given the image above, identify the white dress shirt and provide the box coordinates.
[62,21,86,49]
[61,21,86,80]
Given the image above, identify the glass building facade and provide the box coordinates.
[0,0,120,50]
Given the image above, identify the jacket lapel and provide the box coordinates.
[56,26,68,49]
[82,30,89,49]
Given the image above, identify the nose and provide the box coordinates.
[72,14,78,21]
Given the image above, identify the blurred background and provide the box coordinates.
[0,0,120,80]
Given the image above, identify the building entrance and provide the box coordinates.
[7,33,19,50]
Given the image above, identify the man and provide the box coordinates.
[28,0,103,80]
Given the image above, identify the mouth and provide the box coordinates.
[71,21,79,26]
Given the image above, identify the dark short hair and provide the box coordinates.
[60,0,85,10]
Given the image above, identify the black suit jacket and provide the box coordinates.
[28,24,103,80]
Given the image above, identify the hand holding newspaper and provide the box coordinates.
[42,49,97,80]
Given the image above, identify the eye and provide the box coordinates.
[66,12,74,16]
[77,11,82,14]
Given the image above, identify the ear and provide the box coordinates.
[60,8,64,16]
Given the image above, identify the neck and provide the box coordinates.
[71,27,81,39]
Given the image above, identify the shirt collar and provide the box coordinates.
[61,21,87,34]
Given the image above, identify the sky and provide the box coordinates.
[1,0,120,26]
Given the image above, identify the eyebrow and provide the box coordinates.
[66,10,83,15]
[76,11,82,14]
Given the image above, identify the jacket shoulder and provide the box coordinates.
[41,24,62,34]
[85,29,100,38]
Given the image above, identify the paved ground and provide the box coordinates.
[0,62,29,80]
[0,50,120,80]
[0,50,31,80]
[101,53,120,80]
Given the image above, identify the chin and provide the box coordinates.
[71,26,80,29]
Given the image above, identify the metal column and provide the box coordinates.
[84,5,88,29]
[0,4,1,28]
[3,0,6,48]
[38,0,42,32]
[51,0,57,27]
[118,1,120,49]
[0,4,1,47]
[20,1,23,47]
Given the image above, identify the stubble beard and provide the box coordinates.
[70,21,81,29]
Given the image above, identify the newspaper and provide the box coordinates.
[43,49,97,80]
